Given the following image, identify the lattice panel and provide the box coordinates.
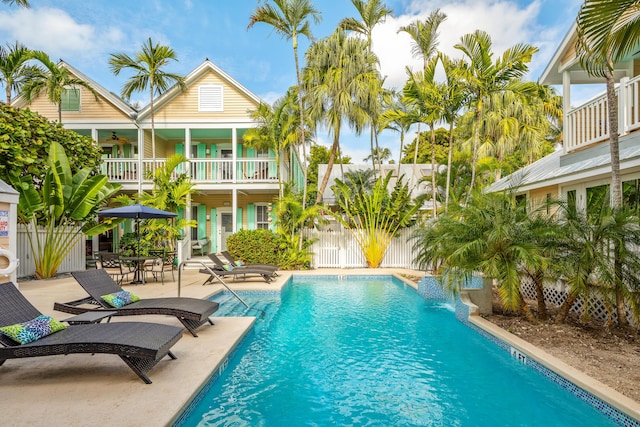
[520,277,635,326]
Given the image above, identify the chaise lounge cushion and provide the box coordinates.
[0,314,67,344]
[101,290,141,308]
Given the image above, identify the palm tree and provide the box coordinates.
[438,54,468,210]
[21,52,99,123]
[398,9,447,70]
[398,9,447,201]
[109,38,185,160]
[248,0,321,209]
[244,88,302,198]
[403,59,443,217]
[303,29,380,204]
[2,0,29,7]
[379,90,415,175]
[339,0,393,173]
[576,2,640,326]
[455,30,538,198]
[0,42,38,104]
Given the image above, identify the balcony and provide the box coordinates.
[100,158,278,185]
[565,74,640,152]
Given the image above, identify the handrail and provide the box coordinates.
[177,261,250,309]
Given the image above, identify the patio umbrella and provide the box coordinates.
[98,204,178,282]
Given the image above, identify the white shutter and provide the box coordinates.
[198,85,223,112]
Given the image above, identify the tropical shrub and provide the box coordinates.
[118,232,154,257]
[10,141,121,279]
[0,103,102,186]
[332,171,424,268]
[226,229,280,267]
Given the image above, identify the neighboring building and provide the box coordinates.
[13,60,304,256]
[486,22,640,213]
[317,163,440,210]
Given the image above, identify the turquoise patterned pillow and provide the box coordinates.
[0,315,67,344]
[236,260,244,266]
[222,263,233,271]
[101,290,140,308]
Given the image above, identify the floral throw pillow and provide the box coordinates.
[0,315,67,344]
[101,290,141,308]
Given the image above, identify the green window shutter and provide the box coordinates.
[247,204,255,230]
[236,207,243,230]
[197,143,207,179]
[246,148,255,157]
[175,143,184,156]
[123,143,131,158]
[111,145,119,157]
[197,205,207,240]
[61,88,80,111]
[237,143,243,157]
[210,208,217,253]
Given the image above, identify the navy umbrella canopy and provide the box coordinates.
[98,204,178,220]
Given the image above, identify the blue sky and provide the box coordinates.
[0,0,584,162]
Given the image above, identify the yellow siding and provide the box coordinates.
[154,72,258,120]
[560,34,578,67]
[23,88,130,121]
[529,185,559,214]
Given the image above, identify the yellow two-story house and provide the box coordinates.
[487,21,640,212]
[13,60,303,257]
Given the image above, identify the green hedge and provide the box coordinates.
[226,229,280,267]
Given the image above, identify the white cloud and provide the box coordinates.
[370,0,566,90]
[0,7,124,62]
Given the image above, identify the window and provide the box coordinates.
[61,88,80,111]
[567,190,576,216]
[623,179,640,212]
[198,85,223,112]
[256,205,270,230]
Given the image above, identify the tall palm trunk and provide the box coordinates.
[57,101,62,123]
[467,106,481,203]
[445,120,454,211]
[396,129,405,177]
[430,123,437,218]
[293,36,308,210]
[316,127,341,204]
[150,84,156,160]
[556,293,579,324]
[412,123,421,181]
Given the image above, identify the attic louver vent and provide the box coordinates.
[199,85,223,112]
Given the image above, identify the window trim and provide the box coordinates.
[255,204,270,230]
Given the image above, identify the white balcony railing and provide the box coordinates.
[565,75,640,152]
[101,158,277,185]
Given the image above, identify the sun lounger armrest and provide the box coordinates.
[53,297,102,314]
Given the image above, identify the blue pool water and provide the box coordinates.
[177,277,620,426]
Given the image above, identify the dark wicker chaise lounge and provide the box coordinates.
[221,250,279,276]
[199,253,275,285]
[0,281,182,384]
[53,269,219,337]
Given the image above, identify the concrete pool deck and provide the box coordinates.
[1,267,638,426]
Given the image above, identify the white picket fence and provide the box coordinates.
[16,226,86,278]
[304,226,421,269]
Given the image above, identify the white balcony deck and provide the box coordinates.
[566,74,640,152]
[100,158,278,185]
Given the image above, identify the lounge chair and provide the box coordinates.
[0,281,182,384]
[53,269,219,337]
[199,254,275,285]
[221,250,279,276]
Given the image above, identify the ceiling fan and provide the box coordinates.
[105,131,129,144]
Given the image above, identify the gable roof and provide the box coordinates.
[136,59,263,120]
[11,60,137,118]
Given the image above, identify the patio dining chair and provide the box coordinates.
[99,253,135,285]
[145,249,176,285]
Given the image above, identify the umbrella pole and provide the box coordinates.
[136,217,141,284]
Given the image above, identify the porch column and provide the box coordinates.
[619,76,629,136]
[185,127,192,179]
[131,113,143,196]
[562,70,572,152]
[232,126,237,183]
[232,188,238,233]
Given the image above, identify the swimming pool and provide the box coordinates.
[175,276,621,426]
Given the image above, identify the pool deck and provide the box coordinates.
[1,267,639,426]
